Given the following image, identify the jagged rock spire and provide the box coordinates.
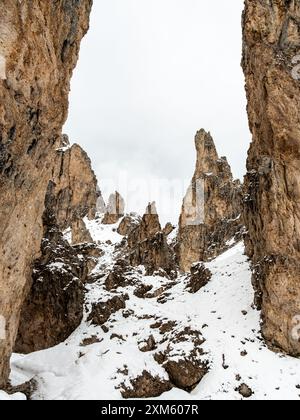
[178,129,242,272]
[102,191,125,225]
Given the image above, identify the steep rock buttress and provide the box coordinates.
[15,138,99,354]
[0,0,93,386]
[178,130,242,272]
[243,0,300,355]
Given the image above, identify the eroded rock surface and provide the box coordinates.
[127,203,176,276]
[0,0,93,386]
[186,263,212,294]
[53,137,98,231]
[178,129,242,272]
[15,185,87,354]
[102,191,125,225]
[243,0,300,355]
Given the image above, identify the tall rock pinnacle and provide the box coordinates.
[178,129,242,272]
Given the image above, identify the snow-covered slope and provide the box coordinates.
[9,218,300,400]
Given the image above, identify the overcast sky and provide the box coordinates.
[64,0,251,224]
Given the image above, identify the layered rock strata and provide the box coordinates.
[0,0,93,386]
[243,0,300,355]
[178,130,242,272]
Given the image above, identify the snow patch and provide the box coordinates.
[9,220,300,400]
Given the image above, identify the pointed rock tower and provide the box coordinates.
[127,203,175,276]
[178,129,242,272]
[102,191,125,225]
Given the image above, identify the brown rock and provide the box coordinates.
[5,378,37,401]
[0,0,92,387]
[71,217,93,245]
[178,130,242,272]
[80,336,102,347]
[121,370,172,399]
[88,295,129,326]
[164,360,208,392]
[127,203,176,276]
[134,284,153,298]
[117,213,141,236]
[236,383,254,399]
[73,242,103,275]
[186,263,212,293]
[102,191,125,225]
[128,202,161,246]
[163,222,175,236]
[14,187,86,354]
[139,335,156,352]
[242,0,300,356]
[129,232,175,277]
[104,259,133,291]
[53,139,98,231]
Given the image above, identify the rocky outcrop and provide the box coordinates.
[88,294,129,326]
[102,191,125,225]
[14,184,87,354]
[53,136,98,231]
[117,213,141,236]
[71,217,93,245]
[121,371,172,399]
[127,203,176,276]
[0,0,93,387]
[127,203,161,246]
[178,130,242,272]
[242,1,300,356]
[186,263,212,294]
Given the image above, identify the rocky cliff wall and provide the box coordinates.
[178,130,242,272]
[243,0,300,355]
[0,0,93,386]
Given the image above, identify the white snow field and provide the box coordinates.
[7,217,300,400]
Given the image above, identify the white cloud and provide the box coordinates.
[64,0,251,223]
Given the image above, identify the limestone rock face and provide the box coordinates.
[178,130,242,272]
[243,0,300,355]
[71,217,93,245]
[0,0,92,386]
[14,190,86,354]
[117,213,142,236]
[53,137,98,231]
[102,191,125,225]
[127,203,176,276]
[127,203,161,247]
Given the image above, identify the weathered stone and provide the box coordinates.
[129,232,175,277]
[236,383,254,399]
[127,203,176,276]
[127,202,161,246]
[117,213,141,236]
[102,191,125,225]
[0,0,92,387]
[178,129,242,272]
[186,263,212,293]
[121,370,172,399]
[242,0,300,356]
[14,186,86,354]
[88,295,129,326]
[139,335,156,352]
[71,217,93,245]
[73,242,103,275]
[164,360,208,391]
[163,222,175,236]
[53,139,97,231]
